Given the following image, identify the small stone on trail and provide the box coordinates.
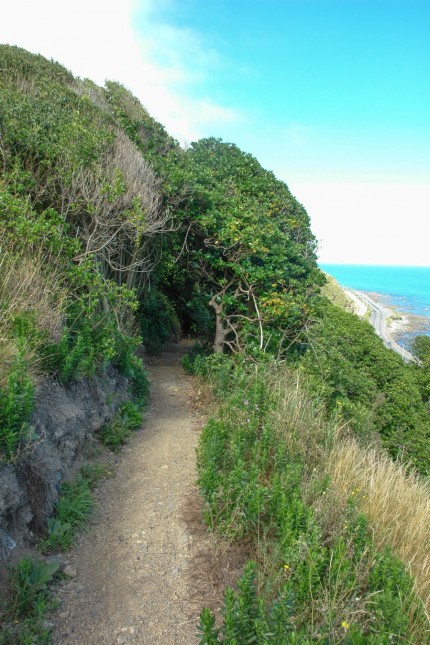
[59,611,70,619]
[45,554,67,567]
[63,565,77,578]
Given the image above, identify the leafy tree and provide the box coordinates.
[179,138,322,354]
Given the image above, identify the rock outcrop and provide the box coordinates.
[0,366,130,561]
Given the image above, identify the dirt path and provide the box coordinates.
[52,345,210,644]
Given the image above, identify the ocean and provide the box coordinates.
[320,264,430,348]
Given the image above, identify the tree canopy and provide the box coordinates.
[175,138,323,354]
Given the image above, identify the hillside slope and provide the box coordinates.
[1,45,430,643]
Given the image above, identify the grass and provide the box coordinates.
[40,476,94,553]
[320,273,356,313]
[0,557,59,645]
[0,244,65,385]
[327,438,430,615]
[0,461,110,643]
[80,461,111,488]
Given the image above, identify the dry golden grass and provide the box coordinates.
[263,365,430,624]
[327,438,430,617]
[0,242,66,384]
[268,368,339,471]
[0,257,63,334]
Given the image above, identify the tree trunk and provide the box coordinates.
[209,296,226,353]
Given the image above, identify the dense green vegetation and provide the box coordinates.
[191,356,429,643]
[0,46,161,460]
[0,44,321,461]
[411,335,430,405]
[1,45,430,642]
[301,302,430,474]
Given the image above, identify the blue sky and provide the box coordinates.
[1,0,429,265]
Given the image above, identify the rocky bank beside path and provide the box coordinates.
[51,345,214,644]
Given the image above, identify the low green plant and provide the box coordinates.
[41,478,94,552]
[0,557,59,645]
[0,350,34,461]
[181,343,208,375]
[80,462,110,488]
[7,557,59,618]
[99,401,144,450]
[199,562,297,644]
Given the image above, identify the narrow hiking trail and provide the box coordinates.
[51,345,223,645]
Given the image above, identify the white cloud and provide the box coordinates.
[0,0,241,142]
[289,180,430,266]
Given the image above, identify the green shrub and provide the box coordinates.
[185,287,214,338]
[196,358,429,642]
[302,302,430,473]
[181,343,208,375]
[6,557,59,619]
[368,549,421,639]
[0,47,158,398]
[80,462,110,488]
[137,288,180,355]
[42,280,119,382]
[110,330,149,405]
[199,562,296,644]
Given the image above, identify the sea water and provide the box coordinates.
[320,264,430,348]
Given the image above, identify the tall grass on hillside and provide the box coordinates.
[328,439,430,615]
[0,243,65,383]
[193,354,430,642]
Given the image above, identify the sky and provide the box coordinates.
[1,0,429,265]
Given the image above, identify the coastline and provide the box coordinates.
[322,270,430,359]
[362,291,430,340]
[342,288,420,362]
[344,288,430,338]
